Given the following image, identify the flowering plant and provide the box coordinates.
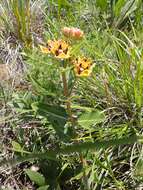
[39,28,95,127]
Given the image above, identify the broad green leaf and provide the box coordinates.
[32,103,67,124]
[0,135,138,168]
[32,102,67,124]
[78,110,105,129]
[25,169,46,186]
[12,141,30,154]
[12,141,22,152]
[32,103,73,141]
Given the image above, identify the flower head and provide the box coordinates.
[62,27,84,40]
[51,40,70,59]
[39,40,56,54]
[73,57,93,77]
[40,40,70,59]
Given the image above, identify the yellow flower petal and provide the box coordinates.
[79,69,91,76]
[55,52,70,59]
[39,45,50,54]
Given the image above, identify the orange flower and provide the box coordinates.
[40,40,70,59]
[73,57,93,77]
[39,40,55,54]
[62,27,84,40]
[51,40,70,59]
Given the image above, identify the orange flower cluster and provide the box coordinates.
[40,27,94,77]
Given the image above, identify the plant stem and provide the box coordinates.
[61,70,74,125]
[62,68,87,187]
[80,154,90,190]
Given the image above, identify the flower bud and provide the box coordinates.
[62,27,84,40]
[62,27,71,37]
[70,28,84,39]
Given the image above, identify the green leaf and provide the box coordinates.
[12,141,23,152]
[114,0,126,16]
[0,135,138,168]
[57,0,70,7]
[96,0,108,11]
[78,110,105,129]
[25,169,46,186]
[70,167,91,181]
[12,141,29,154]
[114,0,137,27]
[33,103,72,140]
[134,157,143,181]
[37,185,49,190]
[33,102,67,124]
